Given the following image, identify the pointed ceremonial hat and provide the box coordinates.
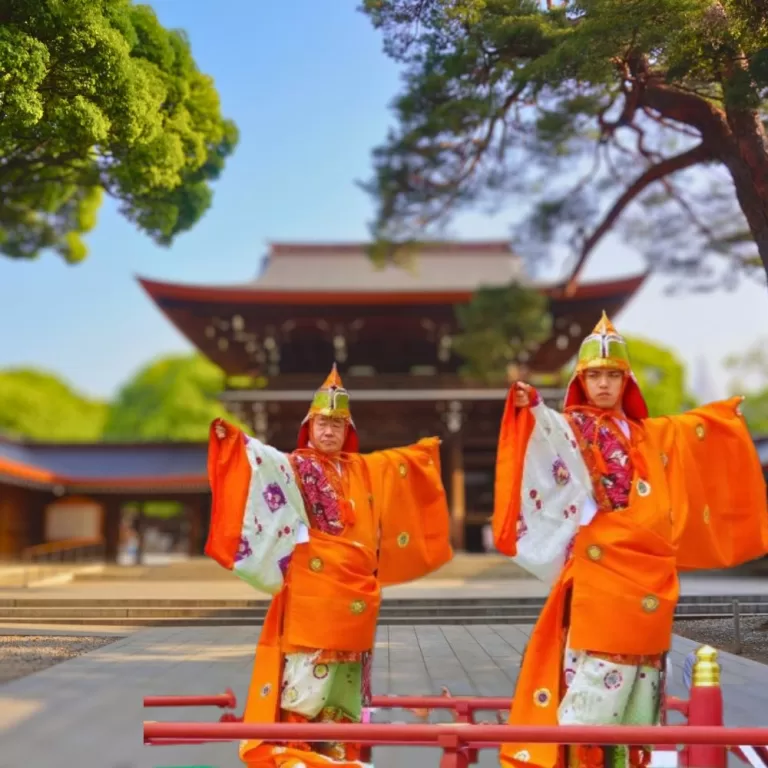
[297,363,359,451]
[574,311,632,374]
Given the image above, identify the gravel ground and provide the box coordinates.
[0,634,123,685]
[673,617,768,665]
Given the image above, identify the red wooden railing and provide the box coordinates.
[143,646,768,768]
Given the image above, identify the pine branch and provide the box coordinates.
[563,143,712,295]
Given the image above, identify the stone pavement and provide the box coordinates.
[1,624,766,768]
[2,571,767,601]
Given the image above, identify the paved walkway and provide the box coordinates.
[1,624,766,768]
[2,572,767,601]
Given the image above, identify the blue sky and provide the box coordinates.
[1,0,766,401]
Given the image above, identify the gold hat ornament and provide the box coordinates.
[304,363,352,422]
[574,311,632,374]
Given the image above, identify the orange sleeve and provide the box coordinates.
[363,437,453,586]
[645,397,768,570]
[492,390,536,557]
[204,418,251,570]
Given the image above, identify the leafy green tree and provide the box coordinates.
[0,0,237,263]
[103,353,246,441]
[623,335,698,416]
[453,282,553,384]
[0,369,107,440]
[361,0,768,290]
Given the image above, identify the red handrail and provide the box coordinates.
[142,692,509,712]
[143,689,236,709]
[143,721,768,746]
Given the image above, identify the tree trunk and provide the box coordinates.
[720,108,768,276]
[642,81,768,278]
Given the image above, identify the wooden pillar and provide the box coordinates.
[102,498,121,563]
[200,492,212,552]
[135,502,146,566]
[187,497,203,557]
[450,434,466,551]
[445,401,466,552]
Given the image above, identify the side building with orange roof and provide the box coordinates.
[0,437,209,563]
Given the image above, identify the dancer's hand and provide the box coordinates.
[513,382,532,408]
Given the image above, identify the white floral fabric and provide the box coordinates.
[281,651,362,720]
[514,402,593,584]
[559,645,661,727]
[231,436,309,595]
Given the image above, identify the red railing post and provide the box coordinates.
[453,701,479,765]
[438,732,469,768]
[686,646,726,768]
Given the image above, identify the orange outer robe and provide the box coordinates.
[492,395,768,768]
[206,424,453,767]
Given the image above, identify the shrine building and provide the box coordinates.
[138,241,647,551]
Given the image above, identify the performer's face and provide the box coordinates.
[582,368,624,410]
[311,416,347,454]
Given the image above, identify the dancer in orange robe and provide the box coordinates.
[206,364,453,768]
[493,313,768,768]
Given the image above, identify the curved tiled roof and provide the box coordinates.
[0,437,208,493]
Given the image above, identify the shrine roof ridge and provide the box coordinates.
[136,272,650,306]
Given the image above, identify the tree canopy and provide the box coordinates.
[623,334,697,416]
[452,282,553,383]
[0,0,237,263]
[724,338,768,433]
[102,353,245,441]
[0,369,107,440]
[362,0,768,291]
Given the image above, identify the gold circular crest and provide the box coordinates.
[533,688,551,707]
[641,595,659,613]
[397,531,410,548]
[586,545,602,562]
[285,687,299,703]
[636,479,651,497]
[313,663,330,680]
[350,599,367,615]
[695,424,705,440]
[398,463,408,478]
[309,557,324,573]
